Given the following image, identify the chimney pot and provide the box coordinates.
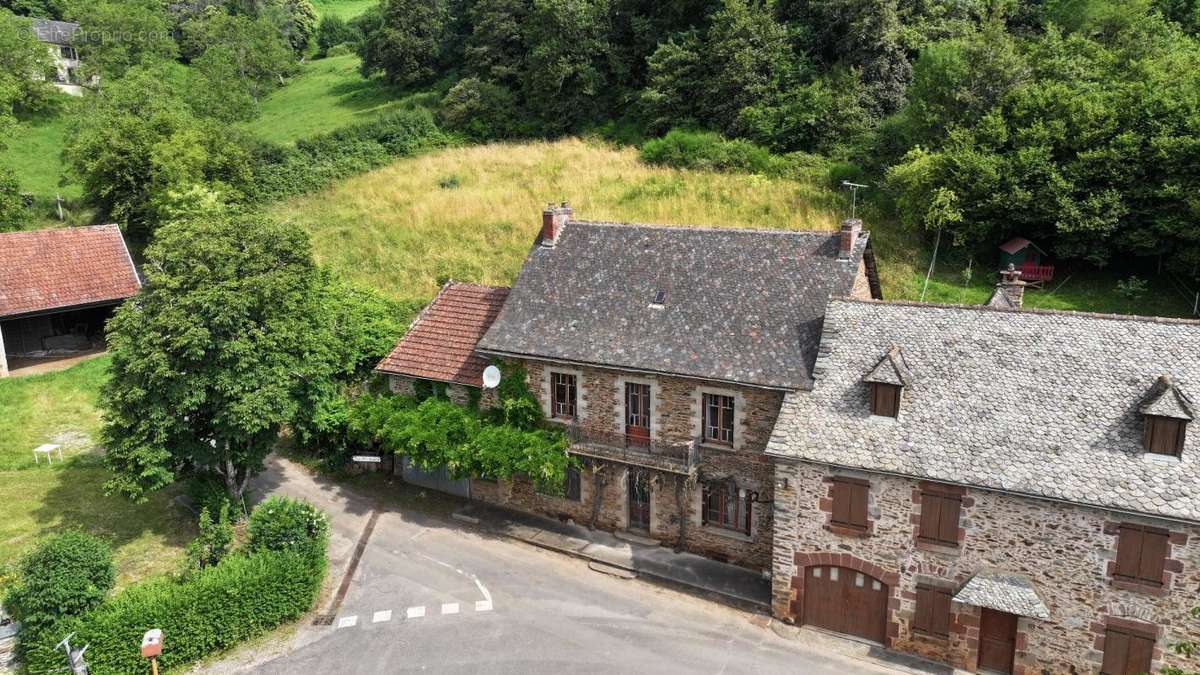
[541,201,572,248]
[838,218,863,260]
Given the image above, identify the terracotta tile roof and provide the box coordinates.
[0,225,141,319]
[376,282,510,387]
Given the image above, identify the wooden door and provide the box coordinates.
[625,382,650,447]
[627,471,650,531]
[801,566,888,644]
[979,609,1018,674]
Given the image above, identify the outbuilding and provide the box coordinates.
[0,225,141,376]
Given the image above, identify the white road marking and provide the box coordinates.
[372,610,392,623]
[337,615,357,628]
[475,600,493,612]
[407,606,426,618]
[474,577,493,604]
[441,603,459,615]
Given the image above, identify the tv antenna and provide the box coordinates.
[54,633,90,675]
[841,181,870,220]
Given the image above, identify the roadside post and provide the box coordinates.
[141,629,163,675]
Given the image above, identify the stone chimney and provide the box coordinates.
[838,218,863,260]
[998,263,1026,307]
[541,202,572,248]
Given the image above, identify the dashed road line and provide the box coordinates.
[441,603,459,615]
[372,610,392,623]
[337,615,358,629]
[406,606,426,619]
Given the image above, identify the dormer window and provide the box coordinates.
[864,346,912,419]
[1138,375,1193,457]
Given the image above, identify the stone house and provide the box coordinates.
[379,204,881,572]
[766,279,1200,674]
[31,19,87,95]
[0,225,141,376]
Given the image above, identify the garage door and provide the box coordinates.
[399,456,470,498]
[801,565,888,643]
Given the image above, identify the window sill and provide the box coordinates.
[1110,577,1168,597]
[910,629,950,642]
[1142,453,1181,465]
[699,442,737,453]
[914,539,961,556]
[868,415,898,424]
[702,524,753,542]
[825,523,870,538]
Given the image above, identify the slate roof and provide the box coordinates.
[986,288,1019,309]
[954,572,1049,619]
[767,298,1200,522]
[30,18,78,44]
[376,282,509,387]
[0,225,141,319]
[476,220,874,390]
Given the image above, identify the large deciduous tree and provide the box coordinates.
[356,0,451,87]
[68,0,178,82]
[184,10,296,122]
[101,212,324,502]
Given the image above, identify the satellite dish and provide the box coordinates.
[482,365,502,389]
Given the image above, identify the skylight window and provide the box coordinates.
[651,290,666,306]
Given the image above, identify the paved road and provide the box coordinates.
[206,458,910,675]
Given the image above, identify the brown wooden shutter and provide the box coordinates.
[831,480,852,526]
[1101,629,1130,675]
[919,493,943,541]
[1137,529,1168,585]
[849,482,869,529]
[938,494,962,544]
[871,383,900,417]
[932,589,952,637]
[1114,526,1143,580]
[1146,417,1187,456]
[1126,633,1155,675]
[913,586,934,634]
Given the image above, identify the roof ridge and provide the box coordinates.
[829,296,1200,327]
[568,219,846,238]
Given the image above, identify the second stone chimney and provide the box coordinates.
[541,202,572,248]
[838,218,863,260]
[998,263,1026,307]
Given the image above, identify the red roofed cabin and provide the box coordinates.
[375,282,510,406]
[998,236,1054,286]
[0,225,141,377]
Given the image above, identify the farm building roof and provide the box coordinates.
[475,219,877,390]
[376,282,510,387]
[0,225,141,319]
[767,298,1200,522]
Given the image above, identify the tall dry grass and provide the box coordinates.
[274,138,927,306]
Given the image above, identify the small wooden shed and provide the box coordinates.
[998,237,1054,285]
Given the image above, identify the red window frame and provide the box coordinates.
[702,481,751,535]
[703,393,735,445]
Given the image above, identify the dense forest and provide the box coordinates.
[2,0,1199,276]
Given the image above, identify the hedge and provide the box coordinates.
[23,549,324,674]
[247,108,448,201]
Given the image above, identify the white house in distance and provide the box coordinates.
[30,18,85,95]
[0,225,141,377]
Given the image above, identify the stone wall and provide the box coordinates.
[772,460,1200,674]
[387,375,496,408]
[495,358,784,571]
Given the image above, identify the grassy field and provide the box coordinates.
[312,0,376,20]
[0,357,194,586]
[273,137,1197,318]
[244,54,435,145]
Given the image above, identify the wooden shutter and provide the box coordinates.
[913,586,952,637]
[919,493,943,541]
[1114,527,1144,580]
[1147,417,1185,456]
[1137,529,1168,585]
[871,383,900,417]
[938,494,962,544]
[832,478,869,530]
[1102,628,1155,675]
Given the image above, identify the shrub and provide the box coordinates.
[437,77,520,141]
[247,496,330,563]
[181,505,235,577]
[5,532,114,659]
[315,15,359,57]
[23,549,324,675]
[188,473,235,519]
[640,129,777,175]
[248,109,446,201]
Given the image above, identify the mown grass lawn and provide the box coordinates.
[244,54,437,145]
[0,357,194,587]
[312,0,377,19]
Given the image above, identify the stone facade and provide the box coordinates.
[772,460,1200,674]
[479,358,784,571]
[388,375,497,408]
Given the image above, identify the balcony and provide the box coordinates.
[557,424,700,475]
